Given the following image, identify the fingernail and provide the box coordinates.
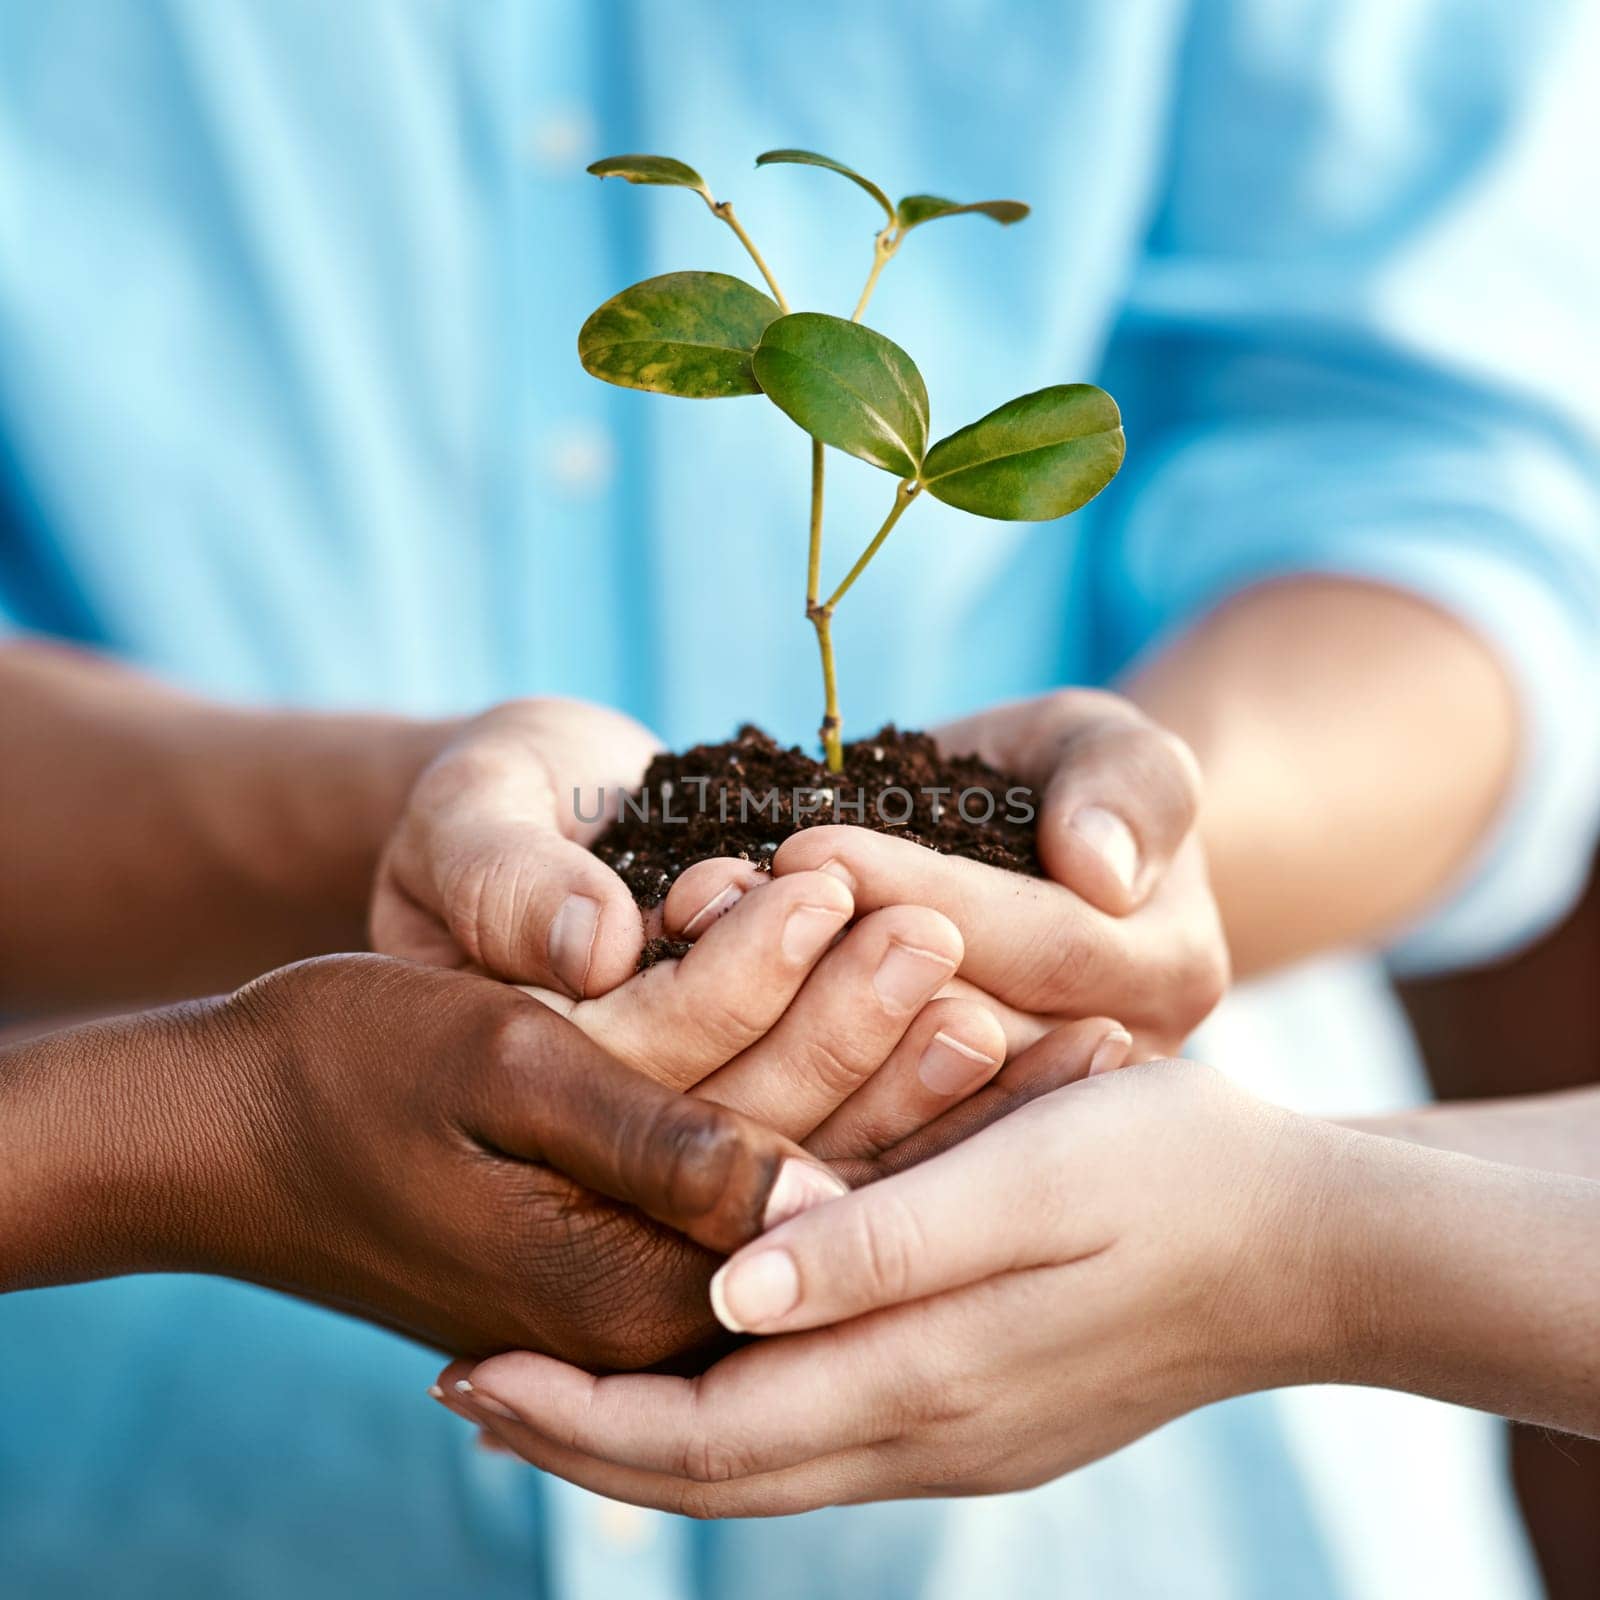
[816,858,855,891]
[710,1249,800,1333]
[873,942,955,1014]
[427,1383,446,1402]
[917,1029,1000,1096]
[1088,1027,1134,1077]
[681,882,744,939]
[782,903,848,964]
[762,1157,848,1231]
[454,1378,518,1422]
[548,894,600,996]
[1070,806,1140,893]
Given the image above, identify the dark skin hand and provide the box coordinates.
[1,953,1124,1373]
[0,955,850,1369]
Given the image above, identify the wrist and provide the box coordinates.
[139,711,466,1001]
[1274,1124,1520,1397]
[214,710,460,939]
[0,999,239,1293]
[1208,1110,1373,1394]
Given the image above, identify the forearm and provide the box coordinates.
[1342,1086,1600,1183]
[0,1001,229,1293]
[1312,1124,1600,1438]
[0,640,452,1007]
[1123,577,1516,977]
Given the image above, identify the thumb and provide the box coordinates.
[373,739,643,995]
[474,1000,849,1255]
[1038,710,1201,915]
[705,1086,1075,1335]
[939,691,1202,915]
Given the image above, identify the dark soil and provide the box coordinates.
[593,724,1045,964]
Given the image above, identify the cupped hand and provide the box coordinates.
[437,1057,1335,1512]
[773,690,1229,1057]
[371,697,660,995]
[525,856,1024,1155]
[182,954,843,1369]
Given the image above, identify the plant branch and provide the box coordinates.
[851,225,902,322]
[703,195,790,313]
[822,479,921,612]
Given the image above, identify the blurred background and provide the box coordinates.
[2,2,1597,1597]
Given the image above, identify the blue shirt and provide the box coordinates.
[2,3,1598,1596]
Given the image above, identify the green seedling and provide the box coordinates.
[580,148,1124,772]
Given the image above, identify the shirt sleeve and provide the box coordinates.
[1099,0,1600,973]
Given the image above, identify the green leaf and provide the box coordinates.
[921,384,1124,520]
[896,194,1031,230]
[578,272,781,398]
[587,154,710,197]
[755,149,896,225]
[753,313,928,478]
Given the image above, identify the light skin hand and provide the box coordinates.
[774,690,1228,1057]
[513,855,1018,1163]
[371,697,663,996]
[406,841,1087,1378]
[370,697,1019,1150]
[441,1059,1600,1510]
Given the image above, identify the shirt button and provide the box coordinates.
[543,421,617,495]
[595,1498,654,1550]
[524,106,596,174]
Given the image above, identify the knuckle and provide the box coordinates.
[480,995,545,1085]
[848,1190,925,1303]
[627,1096,743,1222]
[442,851,544,974]
[1138,728,1203,835]
[1043,685,1110,727]
[817,1109,901,1164]
[794,1031,877,1103]
[437,851,496,966]
[1156,727,1205,810]
[1172,934,1230,1030]
[678,1429,752,1486]
[676,973,779,1061]
[1005,932,1097,1012]
[525,1199,717,1370]
[1051,705,1202,845]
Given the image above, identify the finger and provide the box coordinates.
[937,691,1202,915]
[447,1374,890,1519]
[935,973,1055,1058]
[773,826,1111,1015]
[376,750,644,996]
[1035,721,1201,916]
[695,905,964,1138]
[865,1016,1130,1177]
[661,857,774,940]
[804,997,1006,1161]
[448,1273,1069,1512]
[466,994,847,1254]
[567,870,855,1087]
[706,1072,1121,1334]
[454,1337,917,1489]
